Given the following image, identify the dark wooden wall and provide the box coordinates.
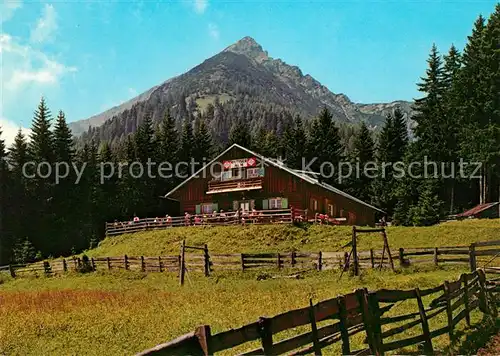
[168,147,377,225]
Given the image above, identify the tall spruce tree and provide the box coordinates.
[372,109,409,216]
[306,107,344,186]
[346,123,375,202]
[193,119,213,163]
[228,120,251,148]
[0,127,8,263]
[282,115,307,170]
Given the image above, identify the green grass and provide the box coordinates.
[0,265,486,355]
[195,93,233,112]
[1,219,499,355]
[88,219,500,257]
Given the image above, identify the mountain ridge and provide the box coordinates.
[70,36,414,138]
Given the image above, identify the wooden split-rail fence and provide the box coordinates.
[3,238,500,280]
[137,269,499,355]
[104,208,351,237]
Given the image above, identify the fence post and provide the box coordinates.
[477,269,491,315]
[469,243,477,272]
[433,247,439,266]
[107,257,111,270]
[443,281,454,341]
[343,252,349,271]
[317,251,323,271]
[277,253,281,269]
[337,296,351,355]
[204,244,210,277]
[9,264,15,278]
[398,248,405,267]
[291,251,296,268]
[241,254,245,271]
[308,299,322,355]
[179,240,186,286]
[368,292,383,355]
[415,288,434,354]
[194,325,212,356]
[258,317,273,355]
[462,273,471,326]
[352,226,359,276]
[124,255,129,270]
[62,259,67,272]
[91,257,96,271]
[141,256,145,272]
[77,258,81,269]
[43,261,51,275]
[158,256,163,272]
[370,249,375,268]
[356,288,379,355]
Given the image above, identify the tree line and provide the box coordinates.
[0,3,498,265]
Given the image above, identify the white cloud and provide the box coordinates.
[1,34,77,92]
[0,0,22,24]
[30,4,58,43]
[208,23,219,40]
[193,0,207,14]
[0,116,31,147]
[128,87,138,96]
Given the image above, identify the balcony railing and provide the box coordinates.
[207,177,263,194]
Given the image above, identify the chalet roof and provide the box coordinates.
[164,143,385,214]
[456,202,499,218]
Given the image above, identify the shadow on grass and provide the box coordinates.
[446,315,500,355]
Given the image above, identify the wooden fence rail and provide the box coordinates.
[137,269,498,355]
[104,208,351,237]
[3,238,500,280]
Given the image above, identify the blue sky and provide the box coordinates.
[0,0,498,144]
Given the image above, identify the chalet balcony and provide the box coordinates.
[206,177,263,194]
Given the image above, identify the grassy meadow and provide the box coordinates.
[0,265,489,355]
[87,218,500,257]
[0,219,499,355]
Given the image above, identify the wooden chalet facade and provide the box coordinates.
[164,144,384,226]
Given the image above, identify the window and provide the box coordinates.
[328,204,334,216]
[232,168,242,179]
[247,168,260,178]
[201,203,213,214]
[311,198,318,211]
[270,198,282,209]
[221,171,232,181]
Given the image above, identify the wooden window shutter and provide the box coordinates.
[195,204,201,214]
[262,199,269,210]
[281,198,288,209]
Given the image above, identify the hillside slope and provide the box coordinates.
[70,36,413,139]
[86,219,500,257]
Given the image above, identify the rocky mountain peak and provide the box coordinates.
[224,36,269,63]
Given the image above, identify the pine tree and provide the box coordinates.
[6,130,30,262]
[281,115,307,170]
[135,113,155,164]
[306,107,344,185]
[29,97,54,163]
[53,111,75,162]
[9,130,29,175]
[408,181,444,226]
[372,109,409,216]
[346,122,375,202]
[180,117,194,159]
[413,44,446,159]
[193,119,213,163]
[0,127,8,263]
[228,120,251,148]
